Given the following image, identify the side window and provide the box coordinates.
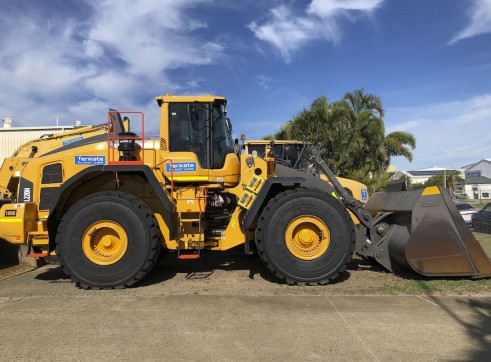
[212,121,226,168]
[248,145,265,157]
[40,163,63,211]
[42,163,63,184]
[169,103,207,168]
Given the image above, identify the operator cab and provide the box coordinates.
[156,95,240,185]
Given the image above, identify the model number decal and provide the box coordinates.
[166,162,197,172]
[75,156,106,165]
[4,210,16,217]
[23,188,32,202]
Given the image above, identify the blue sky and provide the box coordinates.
[0,0,490,171]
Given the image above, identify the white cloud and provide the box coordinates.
[86,0,220,78]
[248,0,384,62]
[386,94,491,170]
[307,0,384,17]
[0,0,222,126]
[255,75,273,89]
[449,0,491,44]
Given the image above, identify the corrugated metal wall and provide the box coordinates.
[466,160,491,179]
[0,127,74,165]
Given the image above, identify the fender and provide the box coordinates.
[47,164,175,249]
[242,163,337,230]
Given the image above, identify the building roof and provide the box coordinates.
[465,176,491,185]
[0,125,75,131]
[464,159,491,170]
[406,166,459,177]
[407,170,444,176]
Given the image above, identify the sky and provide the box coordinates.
[0,0,490,171]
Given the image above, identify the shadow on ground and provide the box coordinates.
[0,238,20,269]
[415,284,491,362]
[33,247,355,287]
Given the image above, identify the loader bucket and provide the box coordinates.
[365,186,491,278]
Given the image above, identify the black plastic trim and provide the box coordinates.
[242,177,304,230]
[39,187,59,210]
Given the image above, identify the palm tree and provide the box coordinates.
[269,89,416,180]
[384,131,416,167]
[335,89,387,176]
[424,170,464,194]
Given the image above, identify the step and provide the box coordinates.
[26,252,48,258]
[178,254,200,260]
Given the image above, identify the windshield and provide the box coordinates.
[276,144,309,171]
[455,203,474,211]
[212,105,235,168]
[246,143,309,171]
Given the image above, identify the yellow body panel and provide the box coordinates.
[0,203,37,244]
[422,186,441,196]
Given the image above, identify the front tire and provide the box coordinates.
[56,191,161,289]
[256,188,355,285]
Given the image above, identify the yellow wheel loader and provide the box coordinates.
[0,94,490,289]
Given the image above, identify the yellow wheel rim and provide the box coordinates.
[285,215,330,260]
[82,220,128,265]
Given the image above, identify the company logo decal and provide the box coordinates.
[62,136,83,147]
[75,156,106,165]
[166,162,197,173]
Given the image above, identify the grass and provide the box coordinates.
[475,232,491,256]
[466,200,488,210]
[381,278,491,295]
[380,231,491,295]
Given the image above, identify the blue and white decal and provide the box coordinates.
[166,162,197,172]
[75,156,106,165]
[361,189,368,201]
[62,136,83,147]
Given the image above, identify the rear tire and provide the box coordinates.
[56,191,161,289]
[256,188,355,285]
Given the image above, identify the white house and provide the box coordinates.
[462,159,491,200]
[393,166,463,187]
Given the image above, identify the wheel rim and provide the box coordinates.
[82,220,128,265]
[285,215,330,260]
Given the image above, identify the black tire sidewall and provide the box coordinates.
[57,193,157,287]
[259,190,354,283]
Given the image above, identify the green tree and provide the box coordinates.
[384,131,416,166]
[424,171,465,194]
[272,89,416,182]
[334,89,386,176]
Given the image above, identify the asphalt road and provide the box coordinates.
[1,258,490,361]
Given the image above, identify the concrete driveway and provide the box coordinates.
[1,261,490,361]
